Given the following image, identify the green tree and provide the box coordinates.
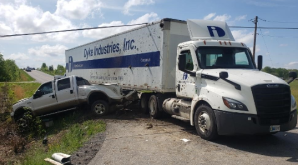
[49,65,53,71]
[41,63,48,71]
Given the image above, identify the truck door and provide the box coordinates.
[55,77,76,109]
[176,49,197,98]
[33,81,57,115]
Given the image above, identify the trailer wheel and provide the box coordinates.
[194,105,218,140]
[91,100,109,116]
[140,94,150,113]
[148,95,161,118]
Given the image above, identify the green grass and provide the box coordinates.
[0,82,40,103]
[19,70,35,81]
[21,112,105,165]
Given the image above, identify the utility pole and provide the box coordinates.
[252,16,258,62]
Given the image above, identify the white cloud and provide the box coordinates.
[55,0,101,20]
[235,15,247,21]
[213,14,231,22]
[128,12,159,24]
[28,45,68,58]
[0,22,13,35]
[123,0,154,15]
[279,44,288,47]
[285,62,298,69]
[82,12,159,39]
[0,1,79,42]
[232,30,254,45]
[5,53,30,60]
[203,13,216,20]
[249,45,260,53]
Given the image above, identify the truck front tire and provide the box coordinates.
[91,100,109,116]
[194,105,218,140]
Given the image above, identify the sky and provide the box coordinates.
[0,0,297,69]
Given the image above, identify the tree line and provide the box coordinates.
[262,66,298,79]
[40,63,66,76]
[0,54,21,82]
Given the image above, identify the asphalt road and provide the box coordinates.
[89,110,298,165]
[26,70,54,83]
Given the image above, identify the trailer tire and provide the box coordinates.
[148,95,161,118]
[140,94,150,113]
[91,100,109,116]
[194,104,218,140]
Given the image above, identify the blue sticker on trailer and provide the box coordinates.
[66,51,160,72]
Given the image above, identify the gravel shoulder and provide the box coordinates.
[83,108,298,165]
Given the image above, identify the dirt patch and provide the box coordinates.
[71,132,106,165]
[13,86,25,100]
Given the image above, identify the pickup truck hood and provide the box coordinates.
[14,97,30,105]
[201,69,287,87]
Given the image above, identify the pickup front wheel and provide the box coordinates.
[91,100,109,116]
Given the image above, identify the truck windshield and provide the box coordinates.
[196,47,256,69]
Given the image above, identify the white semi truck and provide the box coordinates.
[65,18,297,140]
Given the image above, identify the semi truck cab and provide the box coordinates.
[171,20,297,139]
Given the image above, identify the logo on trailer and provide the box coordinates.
[207,26,225,37]
[68,56,73,72]
[183,73,188,80]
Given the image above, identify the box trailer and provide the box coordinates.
[66,19,190,93]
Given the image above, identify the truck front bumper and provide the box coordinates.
[214,109,297,135]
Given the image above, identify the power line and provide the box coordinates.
[229,26,298,29]
[258,17,298,24]
[260,34,298,38]
[0,23,148,38]
[0,23,298,38]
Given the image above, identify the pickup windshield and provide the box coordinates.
[196,47,256,69]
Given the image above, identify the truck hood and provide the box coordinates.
[201,69,287,87]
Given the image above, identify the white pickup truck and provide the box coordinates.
[11,75,136,121]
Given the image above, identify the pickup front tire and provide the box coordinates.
[91,100,109,116]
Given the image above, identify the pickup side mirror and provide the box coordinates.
[33,90,43,99]
[178,54,196,77]
[288,71,297,84]
[257,55,263,70]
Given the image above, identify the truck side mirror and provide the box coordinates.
[257,55,263,70]
[219,71,228,79]
[178,54,186,71]
[33,90,43,99]
[288,71,297,84]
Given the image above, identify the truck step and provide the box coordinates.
[171,115,189,122]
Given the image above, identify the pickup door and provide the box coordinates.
[55,77,78,109]
[33,81,58,115]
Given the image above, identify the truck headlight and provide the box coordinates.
[291,95,297,110]
[222,97,248,111]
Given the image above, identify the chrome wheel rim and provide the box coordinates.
[94,103,105,114]
[198,111,211,133]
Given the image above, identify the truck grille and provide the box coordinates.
[251,84,291,125]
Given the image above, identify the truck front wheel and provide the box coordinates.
[91,100,109,116]
[194,105,218,140]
